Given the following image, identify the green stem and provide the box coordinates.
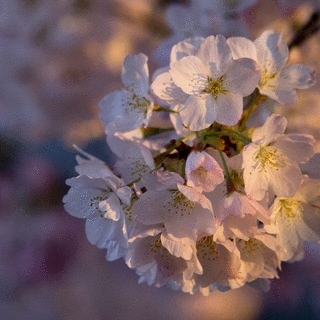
[218,150,234,193]
[202,129,251,145]
[239,89,266,131]
[153,105,178,113]
[154,132,196,167]
[218,130,251,145]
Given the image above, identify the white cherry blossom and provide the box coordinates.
[235,233,282,283]
[131,170,216,260]
[170,35,260,130]
[63,175,131,261]
[227,30,316,104]
[267,177,320,261]
[99,53,154,134]
[243,113,315,200]
[107,134,155,185]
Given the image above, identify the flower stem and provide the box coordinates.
[218,150,234,193]
[239,89,265,131]
[153,104,178,113]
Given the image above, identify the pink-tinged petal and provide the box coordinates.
[185,151,224,192]
[164,201,216,242]
[180,95,217,131]
[170,56,208,95]
[196,35,232,75]
[125,237,155,268]
[99,91,149,134]
[295,207,320,243]
[99,91,128,123]
[141,170,184,191]
[170,37,204,63]
[301,205,320,240]
[132,190,170,225]
[268,162,302,197]
[74,146,114,178]
[63,176,110,219]
[161,232,193,260]
[151,71,188,106]
[227,215,259,241]
[252,114,287,145]
[298,178,320,207]
[106,135,155,175]
[224,58,260,96]
[260,87,297,105]
[273,134,315,164]
[128,220,163,240]
[85,215,112,247]
[243,147,269,201]
[116,186,133,206]
[178,184,213,212]
[99,193,121,221]
[121,53,149,96]
[227,36,257,61]
[215,92,243,126]
[254,30,288,72]
[220,192,269,224]
[278,64,316,90]
[277,219,300,261]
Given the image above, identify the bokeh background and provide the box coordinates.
[1,0,320,319]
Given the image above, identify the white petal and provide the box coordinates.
[196,35,232,75]
[170,56,208,95]
[261,88,297,105]
[227,36,257,61]
[252,113,287,145]
[170,37,204,63]
[161,232,193,260]
[243,155,269,201]
[85,214,123,250]
[273,134,315,164]
[151,71,188,106]
[133,190,169,225]
[278,64,316,90]
[121,53,149,96]
[224,58,260,96]
[99,91,148,133]
[254,30,288,73]
[301,204,320,241]
[180,95,216,131]
[99,193,121,221]
[215,92,243,126]
[268,162,302,198]
[277,220,300,261]
[63,176,109,219]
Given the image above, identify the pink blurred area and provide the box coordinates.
[1,0,320,319]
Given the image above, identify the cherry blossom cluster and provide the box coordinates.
[63,30,320,294]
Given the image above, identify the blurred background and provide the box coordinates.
[1,0,320,319]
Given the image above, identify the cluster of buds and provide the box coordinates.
[63,30,320,295]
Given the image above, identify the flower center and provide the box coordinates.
[163,190,195,218]
[203,76,227,100]
[278,198,303,220]
[197,236,219,260]
[128,94,150,114]
[238,238,264,258]
[255,146,285,171]
[259,68,277,88]
[90,190,111,217]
